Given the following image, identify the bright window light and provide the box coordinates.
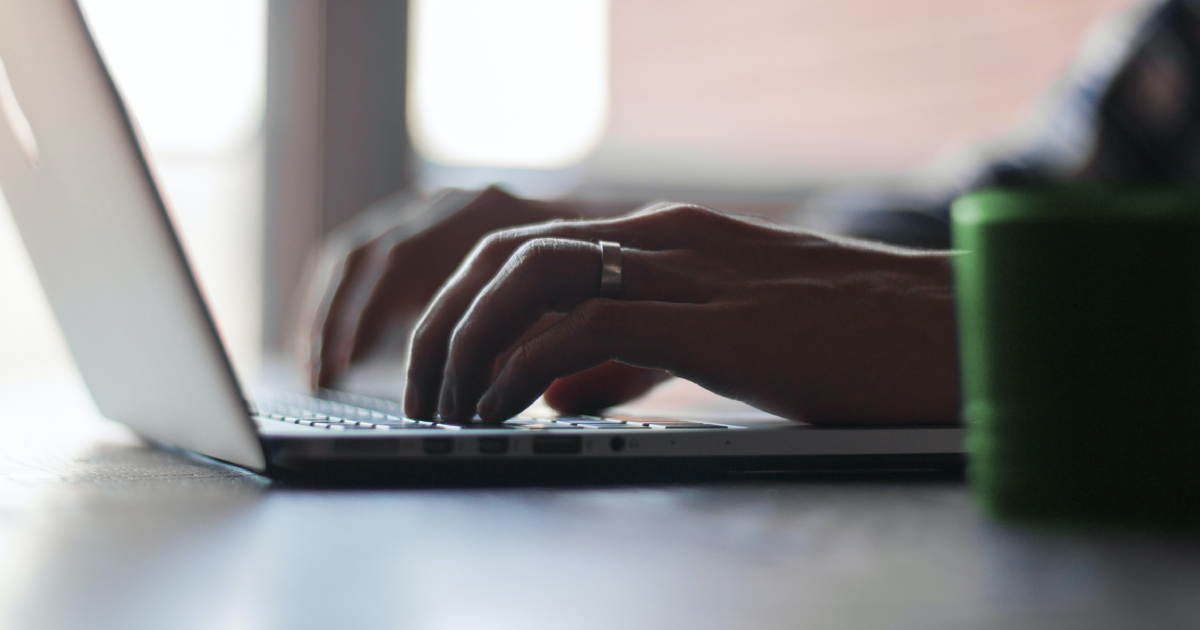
[409,0,609,169]
[67,0,267,374]
[76,0,266,154]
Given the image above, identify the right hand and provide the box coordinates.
[401,203,959,424]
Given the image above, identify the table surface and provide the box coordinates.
[0,374,1197,630]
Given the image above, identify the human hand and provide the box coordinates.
[297,186,565,389]
[296,185,666,411]
[405,203,960,424]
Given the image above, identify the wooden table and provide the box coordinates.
[0,373,1197,630]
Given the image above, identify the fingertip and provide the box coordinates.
[437,378,456,421]
[311,365,325,391]
[403,383,425,419]
[305,356,320,391]
[314,364,336,391]
[403,359,438,420]
[476,388,499,423]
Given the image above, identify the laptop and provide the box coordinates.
[0,0,962,476]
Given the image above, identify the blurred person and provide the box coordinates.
[298,0,1197,424]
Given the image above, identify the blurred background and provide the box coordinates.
[0,0,1136,383]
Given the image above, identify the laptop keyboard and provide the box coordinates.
[253,389,730,432]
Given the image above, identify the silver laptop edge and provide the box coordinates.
[0,0,265,469]
[0,0,961,474]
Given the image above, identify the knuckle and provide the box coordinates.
[479,184,514,203]
[410,317,436,348]
[509,238,563,274]
[340,244,370,270]
[475,229,523,265]
[660,203,713,222]
[477,230,506,252]
[410,305,452,352]
[382,233,411,262]
[474,230,505,259]
[447,324,465,353]
[318,229,359,259]
[461,186,515,218]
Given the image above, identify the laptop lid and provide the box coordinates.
[0,0,266,470]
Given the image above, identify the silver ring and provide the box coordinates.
[599,240,622,299]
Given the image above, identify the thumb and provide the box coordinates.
[543,361,672,414]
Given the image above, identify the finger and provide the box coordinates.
[292,246,342,390]
[434,238,598,421]
[543,362,673,414]
[301,190,437,388]
[402,207,734,418]
[403,234,526,419]
[346,188,534,364]
[312,243,387,389]
[476,300,699,422]
[311,189,483,389]
[436,240,705,422]
[343,237,450,365]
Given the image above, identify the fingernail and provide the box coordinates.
[315,363,333,390]
[404,386,422,418]
[438,381,456,419]
[477,388,499,421]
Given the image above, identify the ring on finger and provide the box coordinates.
[599,241,622,299]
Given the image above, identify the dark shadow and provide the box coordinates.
[265,454,966,490]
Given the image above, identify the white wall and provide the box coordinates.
[0,0,268,381]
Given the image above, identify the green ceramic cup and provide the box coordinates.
[951,184,1200,528]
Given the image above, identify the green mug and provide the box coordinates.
[951,184,1200,528]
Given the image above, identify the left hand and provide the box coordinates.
[405,203,960,424]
